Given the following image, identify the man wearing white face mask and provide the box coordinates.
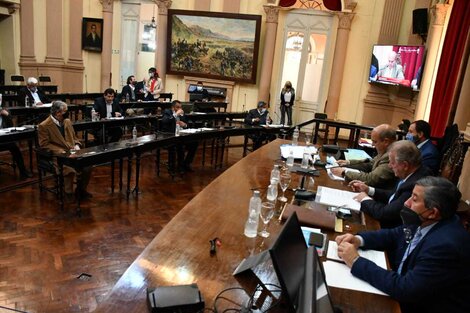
[19,77,50,106]
[244,101,274,150]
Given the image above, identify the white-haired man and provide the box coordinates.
[19,77,50,106]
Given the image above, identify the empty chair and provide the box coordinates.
[313,112,330,144]
[439,133,469,185]
[39,76,52,84]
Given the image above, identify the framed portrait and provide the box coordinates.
[166,10,261,84]
[82,18,103,52]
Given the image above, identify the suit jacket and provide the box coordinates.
[0,111,13,129]
[280,88,295,107]
[120,85,136,102]
[352,216,470,313]
[244,108,271,126]
[419,139,440,174]
[93,97,123,119]
[38,116,81,154]
[160,109,189,133]
[360,166,433,228]
[18,87,50,106]
[345,152,397,189]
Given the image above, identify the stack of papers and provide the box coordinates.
[316,186,360,211]
[323,240,388,296]
[344,149,372,161]
[280,144,317,159]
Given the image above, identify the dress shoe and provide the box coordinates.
[20,171,33,179]
[76,190,93,200]
[184,165,194,172]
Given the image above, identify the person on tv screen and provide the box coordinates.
[370,54,379,81]
[377,51,405,80]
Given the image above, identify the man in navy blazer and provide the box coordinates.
[351,140,432,228]
[406,120,440,174]
[336,176,470,313]
[92,88,123,143]
[244,101,275,150]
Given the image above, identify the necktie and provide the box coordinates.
[388,179,404,203]
[397,228,422,274]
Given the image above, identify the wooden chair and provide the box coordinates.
[439,133,469,185]
[313,113,330,144]
[38,76,52,85]
[10,75,24,84]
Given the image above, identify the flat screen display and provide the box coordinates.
[369,45,425,90]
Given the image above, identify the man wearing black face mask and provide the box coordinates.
[19,77,50,106]
[38,101,93,200]
[336,176,470,313]
[405,120,439,174]
[244,101,275,150]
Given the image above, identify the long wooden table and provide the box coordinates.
[94,139,400,313]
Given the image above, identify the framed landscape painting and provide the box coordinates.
[166,10,261,84]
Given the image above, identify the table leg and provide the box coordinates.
[126,156,132,200]
[111,160,115,194]
[119,158,123,191]
[28,139,33,173]
[75,169,82,217]
[134,152,141,197]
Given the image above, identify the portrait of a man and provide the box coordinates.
[82,18,103,52]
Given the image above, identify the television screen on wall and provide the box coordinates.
[369,45,425,90]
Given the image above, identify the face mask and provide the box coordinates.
[261,109,266,114]
[149,72,154,78]
[405,133,418,143]
[400,206,424,226]
[30,87,37,93]
[197,86,203,91]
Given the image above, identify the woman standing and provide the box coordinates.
[280,81,295,126]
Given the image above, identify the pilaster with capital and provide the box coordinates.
[155,0,172,82]
[258,5,280,103]
[431,3,450,26]
[19,0,36,63]
[325,12,354,118]
[100,0,114,89]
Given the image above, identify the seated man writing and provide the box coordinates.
[331,124,397,189]
[244,101,275,150]
[350,140,432,228]
[336,176,470,313]
[38,101,92,200]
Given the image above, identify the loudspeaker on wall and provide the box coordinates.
[413,8,428,35]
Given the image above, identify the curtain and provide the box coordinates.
[428,0,470,137]
[396,46,424,82]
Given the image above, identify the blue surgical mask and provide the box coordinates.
[405,133,418,143]
[261,109,266,114]
[197,86,203,91]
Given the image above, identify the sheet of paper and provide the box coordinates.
[317,186,360,212]
[323,261,389,296]
[280,144,317,159]
[326,241,387,269]
[326,168,344,181]
[344,149,372,161]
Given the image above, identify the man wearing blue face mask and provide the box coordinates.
[244,101,274,150]
[19,77,50,106]
[336,176,470,313]
[406,120,440,174]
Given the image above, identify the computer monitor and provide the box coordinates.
[269,212,336,313]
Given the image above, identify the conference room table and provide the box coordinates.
[0,126,36,174]
[94,139,400,313]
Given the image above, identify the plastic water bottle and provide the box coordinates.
[132,125,137,141]
[125,93,130,103]
[25,96,30,107]
[270,164,280,185]
[267,183,278,204]
[91,108,96,121]
[266,112,271,126]
[301,147,310,169]
[175,124,181,136]
[244,190,261,238]
[286,148,294,167]
[292,126,299,145]
[0,93,3,107]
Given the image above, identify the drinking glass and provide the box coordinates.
[259,202,275,238]
[305,133,311,145]
[278,173,291,202]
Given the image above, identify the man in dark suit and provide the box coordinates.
[0,107,32,179]
[18,77,50,106]
[406,120,440,174]
[244,101,275,150]
[336,176,470,313]
[350,140,432,228]
[93,88,123,143]
[160,100,198,173]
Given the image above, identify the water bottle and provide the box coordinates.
[270,164,280,185]
[266,112,271,126]
[244,190,261,238]
[125,93,130,103]
[25,96,30,108]
[286,148,294,167]
[91,108,96,121]
[301,147,310,169]
[132,125,137,141]
[175,124,181,136]
[267,183,278,205]
[0,93,2,108]
[292,126,299,145]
